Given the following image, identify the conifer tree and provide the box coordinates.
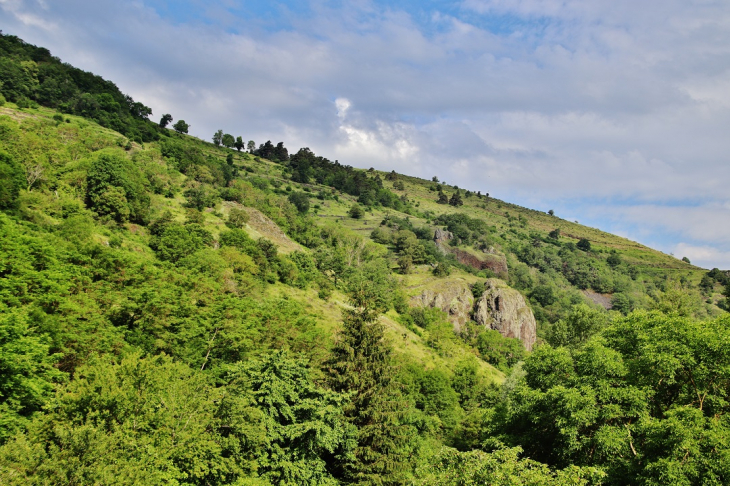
[327,263,415,485]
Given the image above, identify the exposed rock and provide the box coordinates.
[582,290,612,310]
[433,230,508,277]
[410,280,474,333]
[474,279,537,351]
[433,229,453,249]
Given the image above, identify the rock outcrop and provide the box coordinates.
[433,230,508,277]
[474,279,536,351]
[433,228,453,250]
[410,280,474,333]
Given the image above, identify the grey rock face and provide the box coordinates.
[410,280,474,333]
[473,279,536,351]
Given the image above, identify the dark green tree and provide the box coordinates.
[222,133,235,149]
[158,113,172,128]
[234,136,244,151]
[449,192,463,207]
[172,119,189,134]
[0,151,24,210]
[348,204,364,219]
[288,192,310,214]
[577,238,591,251]
[327,262,415,485]
[548,228,560,239]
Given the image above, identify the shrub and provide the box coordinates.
[348,204,364,219]
[150,223,213,262]
[227,207,249,228]
[433,262,450,277]
[577,238,591,251]
[287,192,310,214]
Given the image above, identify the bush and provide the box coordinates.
[433,262,450,277]
[227,207,249,228]
[348,204,364,219]
[577,238,591,251]
[150,223,213,262]
[287,192,310,214]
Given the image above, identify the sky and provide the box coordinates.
[2,0,730,269]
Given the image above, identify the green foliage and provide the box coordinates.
[86,151,150,223]
[0,353,265,485]
[485,312,730,485]
[546,303,610,347]
[0,34,160,142]
[227,207,249,228]
[149,223,213,262]
[348,203,364,219]
[222,133,235,148]
[0,151,24,210]
[577,238,592,251]
[327,262,416,484]
[172,119,189,134]
[288,191,310,214]
[0,305,65,443]
[414,446,605,485]
[476,329,525,372]
[433,262,450,277]
[229,350,356,485]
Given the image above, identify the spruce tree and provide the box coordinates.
[327,263,415,485]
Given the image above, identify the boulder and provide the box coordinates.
[474,279,536,351]
[411,280,474,333]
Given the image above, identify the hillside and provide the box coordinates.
[1,33,730,485]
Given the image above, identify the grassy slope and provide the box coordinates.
[1,103,504,382]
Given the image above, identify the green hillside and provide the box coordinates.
[1,33,730,485]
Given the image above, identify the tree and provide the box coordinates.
[86,151,150,223]
[274,141,289,162]
[548,228,560,239]
[437,192,449,204]
[247,140,255,153]
[577,238,591,251]
[327,263,415,484]
[548,209,555,216]
[682,256,691,264]
[0,151,24,210]
[212,129,223,146]
[222,133,235,149]
[348,204,364,219]
[172,119,189,134]
[432,176,439,182]
[607,251,622,267]
[449,191,463,206]
[226,207,249,228]
[288,192,310,214]
[150,223,213,262]
[158,113,172,128]
[230,350,356,485]
[234,136,244,151]
[397,255,413,274]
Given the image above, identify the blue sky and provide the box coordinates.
[2,0,730,269]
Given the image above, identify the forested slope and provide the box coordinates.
[1,33,730,485]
